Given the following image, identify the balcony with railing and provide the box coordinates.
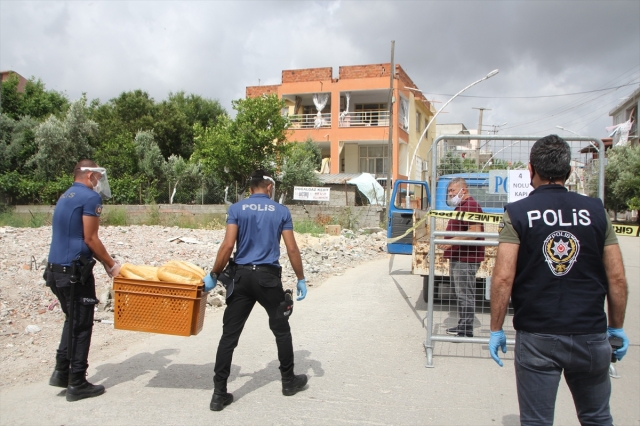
[289,113,332,129]
[338,110,389,127]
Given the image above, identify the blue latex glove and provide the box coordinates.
[489,330,507,367]
[203,274,217,292]
[296,279,307,301]
[607,327,629,361]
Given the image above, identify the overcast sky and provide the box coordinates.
[1,0,639,140]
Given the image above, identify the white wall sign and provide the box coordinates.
[508,170,533,202]
[293,186,331,201]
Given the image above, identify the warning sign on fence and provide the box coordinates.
[293,186,331,201]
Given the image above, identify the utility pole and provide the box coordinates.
[385,41,395,207]
[472,107,491,166]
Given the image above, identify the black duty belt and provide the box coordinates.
[236,264,282,277]
[47,263,73,274]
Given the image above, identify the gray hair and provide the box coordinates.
[530,135,571,180]
[448,177,468,190]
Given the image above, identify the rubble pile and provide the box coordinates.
[0,225,386,387]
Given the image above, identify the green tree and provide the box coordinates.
[29,97,97,179]
[5,116,40,174]
[0,74,22,119]
[21,78,69,119]
[0,74,68,120]
[279,139,322,201]
[94,131,138,177]
[0,115,16,173]
[134,130,165,181]
[193,94,290,190]
[155,92,226,160]
[438,151,467,175]
[163,154,201,204]
[605,145,640,221]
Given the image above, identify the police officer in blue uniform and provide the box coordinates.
[204,170,308,411]
[489,135,629,425]
[45,160,121,402]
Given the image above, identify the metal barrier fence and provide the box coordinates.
[423,135,605,367]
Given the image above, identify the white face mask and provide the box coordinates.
[91,176,102,195]
[446,188,464,207]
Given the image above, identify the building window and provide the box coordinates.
[359,145,389,175]
[416,112,421,132]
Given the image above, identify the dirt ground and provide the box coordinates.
[0,225,385,389]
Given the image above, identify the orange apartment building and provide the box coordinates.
[246,63,436,182]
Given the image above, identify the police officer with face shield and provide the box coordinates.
[204,169,308,411]
[45,159,121,402]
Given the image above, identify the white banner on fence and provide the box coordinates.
[293,186,331,201]
[508,170,533,202]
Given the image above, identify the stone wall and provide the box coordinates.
[12,204,386,229]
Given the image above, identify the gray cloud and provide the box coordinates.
[1,0,638,139]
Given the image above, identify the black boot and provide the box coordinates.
[210,378,233,411]
[281,366,308,396]
[66,372,105,402]
[49,357,70,388]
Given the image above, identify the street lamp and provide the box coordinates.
[407,69,499,179]
[556,125,599,152]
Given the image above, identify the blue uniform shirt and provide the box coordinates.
[48,182,103,266]
[227,193,293,267]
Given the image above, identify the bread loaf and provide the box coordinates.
[162,260,206,279]
[157,265,203,285]
[119,264,159,281]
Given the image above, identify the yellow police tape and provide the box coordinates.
[387,210,639,244]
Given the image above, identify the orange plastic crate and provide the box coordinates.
[113,277,207,336]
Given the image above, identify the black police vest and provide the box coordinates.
[505,185,609,334]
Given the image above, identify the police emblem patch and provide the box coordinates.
[95,205,102,216]
[542,230,580,276]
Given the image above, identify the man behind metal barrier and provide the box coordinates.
[45,160,121,402]
[441,177,485,338]
[204,169,308,412]
[489,135,629,425]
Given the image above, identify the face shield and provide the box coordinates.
[263,176,276,200]
[80,167,111,199]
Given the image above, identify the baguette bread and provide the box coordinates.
[119,264,160,281]
[157,265,203,285]
[162,260,206,279]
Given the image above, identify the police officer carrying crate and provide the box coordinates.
[204,169,308,411]
[489,135,629,425]
[45,160,121,401]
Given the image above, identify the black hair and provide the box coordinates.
[530,135,571,181]
[73,159,98,180]
[250,169,273,190]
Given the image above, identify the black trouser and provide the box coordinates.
[45,271,97,374]
[213,268,293,383]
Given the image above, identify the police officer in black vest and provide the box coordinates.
[489,135,629,425]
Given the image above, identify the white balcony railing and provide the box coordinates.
[289,113,331,129]
[339,110,390,128]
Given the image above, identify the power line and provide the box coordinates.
[421,81,639,99]
[501,72,640,132]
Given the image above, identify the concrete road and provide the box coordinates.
[1,237,638,425]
